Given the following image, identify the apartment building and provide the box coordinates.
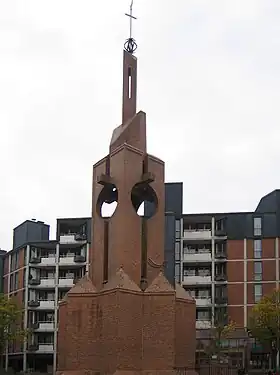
[177,189,280,368]
[2,184,280,373]
[3,217,90,374]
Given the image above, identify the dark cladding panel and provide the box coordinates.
[255,190,278,213]
[164,213,176,286]
[13,221,50,250]
[226,214,247,240]
[165,182,183,218]
[263,213,277,237]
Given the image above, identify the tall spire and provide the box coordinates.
[122,1,138,125]
[124,0,137,54]
[110,0,146,153]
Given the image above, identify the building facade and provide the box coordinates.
[2,185,280,373]
[176,189,280,369]
[3,218,90,373]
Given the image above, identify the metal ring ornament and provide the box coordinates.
[124,38,137,54]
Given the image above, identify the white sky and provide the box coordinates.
[0,0,280,250]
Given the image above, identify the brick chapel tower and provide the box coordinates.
[57,6,197,375]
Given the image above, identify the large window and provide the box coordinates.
[254,284,262,302]
[253,217,262,236]
[254,262,262,281]
[254,240,262,259]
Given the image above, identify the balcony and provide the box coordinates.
[37,300,55,310]
[29,343,54,353]
[195,297,212,307]
[59,256,75,266]
[183,252,212,263]
[59,255,86,266]
[215,251,227,260]
[40,256,56,266]
[183,230,211,241]
[31,322,40,330]
[215,274,227,282]
[58,277,75,288]
[28,343,39,351]
[32,322,55,331]
[39,278,56,288]
[183,275,211,285]
[215,229,227,237]
[29,278,40,286]
[28,300,40,308]
[215,296,228,305]
[29,257,41,264]
[60,233,87,244]
[196,320,212,329]
[74,254,86,263]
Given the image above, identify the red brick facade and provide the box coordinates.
[56,50,197,375]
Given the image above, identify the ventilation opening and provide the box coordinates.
[97,185,118,218]
[131,183,158,219]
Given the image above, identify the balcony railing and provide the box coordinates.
[28,343,39,351]
[29,257,41,264]
[39,278,56,287]
[31,322,40,330]
[183,229,211,240]
[31,321,55,331]
[28,300,40,308]
[183,275,212,285]
[183,252,212,262]
[28,343,54,353]
[215,251,227,259]
[196,320,212,329]
[37,300,55,309]
[215,296,228,304]
[215,229,227,237]
[215,274,227,282]
[60,233,87,244]
[29,278,40,286]
[59,254,86,265]
[58,277,78,288]
[40,257,56,266]
[195,297,212,307]
[74,254,86,263]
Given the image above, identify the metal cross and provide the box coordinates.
[125,0,137,39]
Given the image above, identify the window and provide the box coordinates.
[10,274,14,292]
[254,217,262,236]
[14,272,19,290]
[175,242,180,261]
[254,240,262,259]
[23,269,26,287]
[254,284,262,302]
[184,268,195,276]
[254,262,262,281]
[175,264,180,283]
[175,220,181,239]
[198,289,210,298]
[197,310,210,320]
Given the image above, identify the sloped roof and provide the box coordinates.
[102,267,141,292]
[145,271,174,293]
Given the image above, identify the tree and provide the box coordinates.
[198,311,237,363]
[248,289,280,370]
[0,294,28,368]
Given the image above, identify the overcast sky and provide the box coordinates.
[0,0,280,250]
